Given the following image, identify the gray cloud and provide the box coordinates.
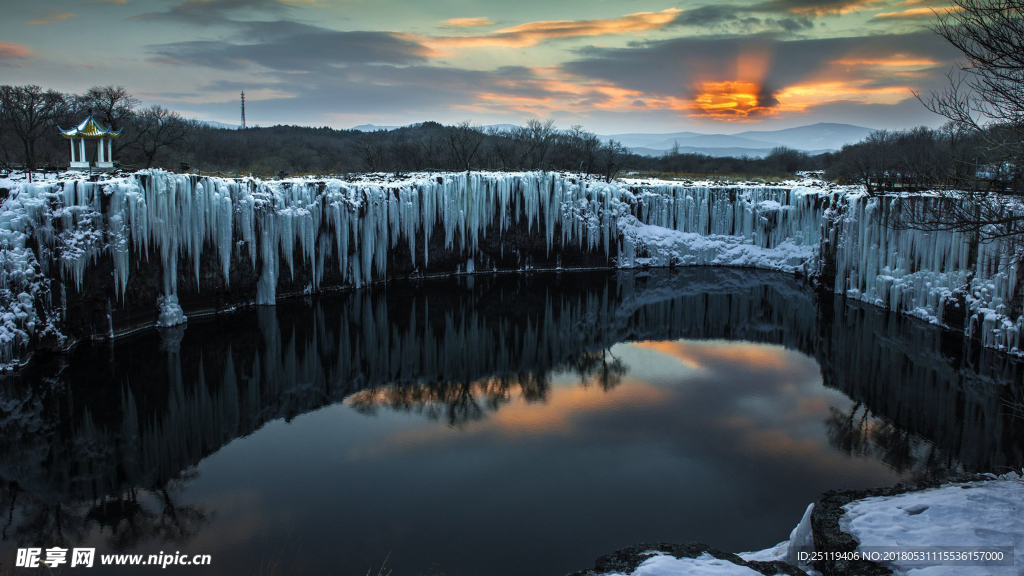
[146,16,572,123]
[674,5,748,26]
[149,20,429,70]
[672,5,813,34]
[768,16,815,31]
[158,61,567,127]
[750,0,878,15]
[134,0,297,23]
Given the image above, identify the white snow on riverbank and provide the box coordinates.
[605,552,787,576]
[841,476,1024,576]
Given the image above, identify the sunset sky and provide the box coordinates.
[0,0,964,132]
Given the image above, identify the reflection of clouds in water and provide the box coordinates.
[615,339,892,478]
[343,379,669,460]
[629,340,797,373]
[342,338,882,481]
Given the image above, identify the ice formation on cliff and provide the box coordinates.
[0,170,1021,369]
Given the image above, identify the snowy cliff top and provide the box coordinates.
[1,169,840,192]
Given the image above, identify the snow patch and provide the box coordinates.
[606,552,776,576]
[841,476,1024,575]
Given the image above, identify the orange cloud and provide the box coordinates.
[833,55,938,67]
[489,379,667,435]
[443,17,495,28]
[418,9,681,52]
[634,340,797,369]
[874,5,961,18]
[0,42,35,59]
[469,66,918,121]
[464,73,770,121]
[690,81,772,118]
[28,11,75,24]
[776,80,911,104]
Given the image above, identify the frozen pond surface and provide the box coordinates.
[0,269,1021,575]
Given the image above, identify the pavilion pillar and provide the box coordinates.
[78,139,86,164]
[97,138,104,163]
[69,139,76,163]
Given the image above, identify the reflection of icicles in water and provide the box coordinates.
[1,171,1024,369]
[0,269,1021,510]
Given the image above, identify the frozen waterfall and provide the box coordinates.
[0,170,1021,369]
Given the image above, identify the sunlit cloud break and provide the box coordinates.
[874,5,962,18]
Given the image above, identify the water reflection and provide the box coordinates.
[0,269,1021,575]
[348,350,628,427]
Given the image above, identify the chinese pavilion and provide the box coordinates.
[59,112,122,171]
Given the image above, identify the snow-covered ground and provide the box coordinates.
[604,553,787,576]
[842,476,1024,576]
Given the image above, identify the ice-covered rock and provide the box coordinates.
[0,170,1021,370]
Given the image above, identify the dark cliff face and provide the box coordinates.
[61,207,620,346]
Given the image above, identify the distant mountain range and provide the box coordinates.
[606,123,874,158]
[627,145,835,158]
[201,120,240,130]
[351,124,400,131]
[207,120,872,158]
[351,121,873,157]
[352,123,522,132]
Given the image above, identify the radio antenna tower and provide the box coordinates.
[240,91,246,129]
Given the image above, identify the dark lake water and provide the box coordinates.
[1,269,1022,575]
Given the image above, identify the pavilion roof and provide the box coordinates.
[59,115,122,139]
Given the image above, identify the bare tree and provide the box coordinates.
[417,131,444,171]
[916,0,1023,183]
[938,121,981,186]
[352,131,388,172]
[388,134,422,176]
[487,125,520,170]
[81,85,139,157]
[131,105,190,168]
[445,121,485,171]
[519,119,556,169]
[558,125,601,175]
[892,1,1024,242]
[765,146,807,174]
[596,140,627,182]
[829,142,876,192]
[0,85,68,177]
